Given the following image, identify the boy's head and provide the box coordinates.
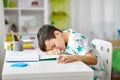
[37,24,66,52]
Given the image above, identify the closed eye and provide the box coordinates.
[51,44,55,49]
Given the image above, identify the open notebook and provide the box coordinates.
[6,50,59,62]
[39,52,59,61]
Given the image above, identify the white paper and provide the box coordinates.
[6,50,59,62]
[6,50,39,62]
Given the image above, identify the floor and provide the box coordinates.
[111,69,120,80]
[111,77,120,80]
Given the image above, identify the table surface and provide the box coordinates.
[2,50,94,80]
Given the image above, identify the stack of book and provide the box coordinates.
[4,41,13,50]
[4,39,34,50]
[22,39,34,49]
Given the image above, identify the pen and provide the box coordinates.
[14,35,19,41]
[19,35,22,40]
[9,30,22,41]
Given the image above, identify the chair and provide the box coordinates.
[91,39,112,80]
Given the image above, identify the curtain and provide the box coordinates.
[70,0,120,40]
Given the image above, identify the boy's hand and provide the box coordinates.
[46,49,61,55]
[57,55,77,63]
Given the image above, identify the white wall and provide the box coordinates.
[0,0,5,80]
[70,0,120,40]
[70,0,91,37]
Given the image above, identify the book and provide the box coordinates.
[6,51,39,62]
[37,50,59,61]
[39,54,59,61]
[23,43,33,48]
[24,47,35,50]
[22,39,33,49]
[4,39,33,50]
[4,41,13,50]
[6,50,59,62]
[22,39,33,44]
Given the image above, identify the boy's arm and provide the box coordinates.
[46,49,61,55]
[57,52,97,65]
[74,52,97,65]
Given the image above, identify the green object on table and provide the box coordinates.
[112,49,120,73]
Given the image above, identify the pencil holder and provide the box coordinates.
[13,40,23,51]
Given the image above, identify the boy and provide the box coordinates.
[37,24,106,80]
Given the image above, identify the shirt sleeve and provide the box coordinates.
[71,34,93,55]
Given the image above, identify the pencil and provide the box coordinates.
[19,35,22,40]
[14,35,19,41]
[9,30,14,37]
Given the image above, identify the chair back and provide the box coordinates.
[92,39,112,80]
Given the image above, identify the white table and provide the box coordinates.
[2,50,94,80]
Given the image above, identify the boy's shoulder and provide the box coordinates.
[63,29,76,33]
[63,29,86,39]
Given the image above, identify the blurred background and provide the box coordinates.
[1,0,120,80]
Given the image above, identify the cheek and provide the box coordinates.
[56,40,65,49]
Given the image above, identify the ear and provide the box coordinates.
[54,30,62,37]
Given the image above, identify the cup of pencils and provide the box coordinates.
[13,40,23,51]
[10,30,23,51]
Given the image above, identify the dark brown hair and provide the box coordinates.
[37,24,62,51]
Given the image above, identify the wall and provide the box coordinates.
[70,0,92,38]
[69,0,120,40]
[0,0,5,80]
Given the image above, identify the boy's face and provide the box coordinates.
[45,30,66,51]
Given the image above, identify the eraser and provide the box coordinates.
[11,63,28,67]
